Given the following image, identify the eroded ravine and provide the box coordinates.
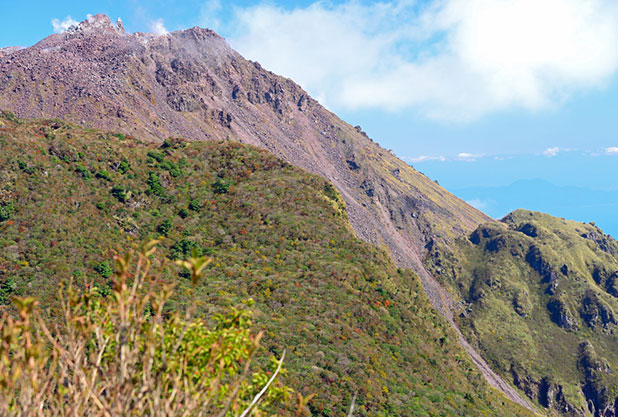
[414,264,538,413]
[343,194,537,412]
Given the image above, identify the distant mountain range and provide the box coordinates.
[453,179,618,237]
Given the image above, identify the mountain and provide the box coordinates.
[0,14,533,406]
[7,12,618,417]
[0,14,565,413]
[427,210,618,416]
[0,112,535,416]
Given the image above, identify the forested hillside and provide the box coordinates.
[0,112,534,416]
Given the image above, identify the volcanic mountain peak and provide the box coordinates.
[67,13,125,35]
[0,11,491,295]
[64,14,223,42]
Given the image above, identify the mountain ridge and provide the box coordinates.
[453,179,618,238]
[426,209,618,416]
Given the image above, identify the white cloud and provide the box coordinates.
[150,18,168,35]
[543,146,578,156]
[405,155,446,163]
[606,146,618,154]
[51,16,78,33]
[224,0,618,121]
[457,152,483,161]
[543,147,561,157]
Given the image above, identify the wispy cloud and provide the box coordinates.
[222,0,618,121]
[543,147,577,157]
[200,0,222,31]
[150,18,168,35]
[458,152,483,162]
[51,16,78,33]
[466,199,489,210]
[606,146,618,154]
[405,155,446,163]
[543,147,561,157]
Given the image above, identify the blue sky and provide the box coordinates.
[2,0,618,235]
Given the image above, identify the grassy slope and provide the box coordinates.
[0,112,534,417]
[428,209,618,415]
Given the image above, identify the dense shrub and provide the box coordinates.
[96,170,113,181]
[157,219,173,236]
[94,261,113,278]
[170,238,202,260]
[147,150,165,163]
[0,201,14,222]
[213,177,231,194]
[0,277,16,304]
[118,160,130,174]
[188,200,201,211]
[146,172,165,196]
[111,186,128,202]
[74,164,90,178]
[178,207,189,219]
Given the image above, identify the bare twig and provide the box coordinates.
[239,349,286,417]
[347,392,357,417]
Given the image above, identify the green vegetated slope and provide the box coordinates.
[0,112,534,417]
[428,209,618,416]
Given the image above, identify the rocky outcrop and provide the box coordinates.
[517,222,539,238]
[592,266,618,298]
[66,14,126,35]
[526,245,562,294]
[547,297,578,330]
[580,290,616,330]
[511,368,584,416]
[581,229,618,256]
[579,342,618,417]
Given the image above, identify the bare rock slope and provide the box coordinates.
[0,15,534,411]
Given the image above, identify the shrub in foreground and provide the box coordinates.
[0,241,297,416]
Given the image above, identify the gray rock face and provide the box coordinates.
[66,13,126,35]
[547,297,578,330]
[510,368,584,416]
